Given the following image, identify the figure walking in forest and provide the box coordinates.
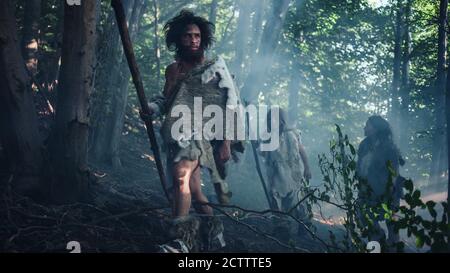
[356,115,405,250]
[140,10,244,253]
[260,108,313,241]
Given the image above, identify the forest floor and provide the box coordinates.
[84,110,343,253]
[0,102,344,253]
[2,98,442,253]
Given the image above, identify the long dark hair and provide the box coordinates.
[163,10,215,59]
[367,115,393,144]
[361,115,405,166]
[267,107,290,133]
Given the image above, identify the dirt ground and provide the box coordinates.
[0,105,341,253]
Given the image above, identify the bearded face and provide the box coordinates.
[177,24,204,63]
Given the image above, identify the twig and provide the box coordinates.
[89,206,169,225]
[311,195,349,211]
[9,208,58,223]
[288,190,316,214]
[196,200,341,252]
[210,205,310,253]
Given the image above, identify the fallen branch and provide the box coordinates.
[195,197,343,252]
[209,205,310,253]
[90,206,170,225]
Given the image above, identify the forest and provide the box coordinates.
[0,0,449,253]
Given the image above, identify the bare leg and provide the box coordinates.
[190,166,213,216]
[172,159,198,217]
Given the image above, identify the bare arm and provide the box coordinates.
[141,64,178,121]
[162,63,178,98]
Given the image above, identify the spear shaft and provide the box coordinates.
[111,0,171,204]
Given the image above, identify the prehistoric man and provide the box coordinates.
[142,10,244,252]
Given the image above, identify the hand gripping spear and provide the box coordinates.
[111,0,171,204]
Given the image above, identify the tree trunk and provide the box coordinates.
[242,0,291,102]
[287,67,301,126]
[0,0,45,197]
[21,0,41,77]
[209,0,218,26]
[107,0,146,169]
[399,0,412,152]
[442,0,450,250]
[153,0,161,91]
[250,0,265,58]
[232,0,252,82]
[391,0,403,143]
[89,0,135,165]
[287,1,304,125]
[50,1,98,203]
[90,0,146,169]
[430,0,448,185]
[139,1,192,33]
[40,0,64,106]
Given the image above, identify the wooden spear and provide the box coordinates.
[111,0,171,204]
[243,100,275,209]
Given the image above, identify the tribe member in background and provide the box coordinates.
[261,108,313,241]
[356,115,405,250]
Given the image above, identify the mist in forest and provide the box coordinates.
[1,0,449,253]
[213,1,449,243]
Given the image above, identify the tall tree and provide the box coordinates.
[249,0,266,58]
[232,0,252,79]
[21,0,41,77]
[391,0,403,142]
[242,0,291,102]
[107,0,146,169]
[90,0,146,168]
[431,0,448,185]
[287,0,304,124]
[0,0,45,196]
[153,0,161,91]
[287,66,302,125]
[50,1,98,203]
[90,0,136,166]
[209,0,218,26]
[441,0,450,251]
[399,0,412,152]
[40,0,64,96]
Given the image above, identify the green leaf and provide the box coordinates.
[397,218,408,229]
[415,235,425,248]
[438,221,449,231]
[428,206,437,219]
[404,193,412,205]
[413,190,421,198]
[422,220,432,229]
[404,180,413,192]
[335,124,342,137]
[426,200,436,209]
[442,202,448,214]
[414,215,423,223]
[348,160,356,170]
[349,144,356,155]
